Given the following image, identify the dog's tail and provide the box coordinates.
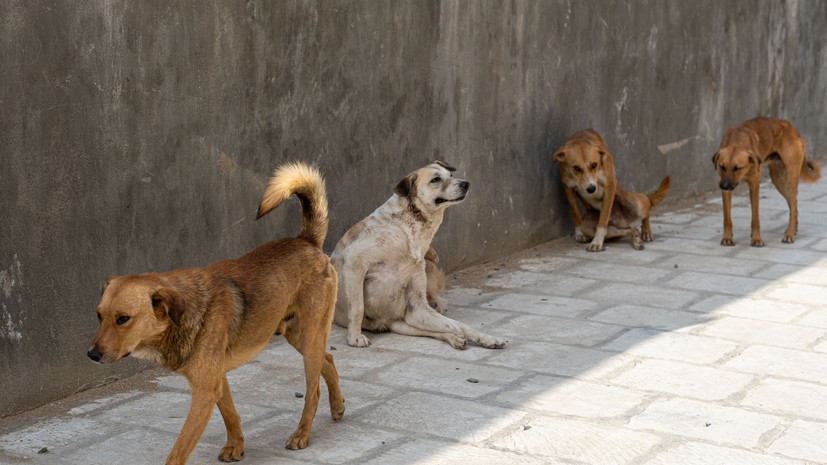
[647,175,671,207]
[802,158,822,184]
[257,162,329,249]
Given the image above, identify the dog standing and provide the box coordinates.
[553,129,671,251]
[712,117,821,246]
[331,161,506,350]
[87,163,344,464]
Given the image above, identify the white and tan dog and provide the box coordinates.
[331,161,506,350]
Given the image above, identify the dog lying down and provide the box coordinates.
[331,161,506,350]
[87,163,344,464]
[553,129,670,251]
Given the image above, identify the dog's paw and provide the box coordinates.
[631,228,644,250]
[575,233,591,243]
[218,442,244,462]
[586,242,604,252]
[641,231,654,242]
[348,334,371,348]
[481,336,507,349]
[286,431,310,450]
[782,235,795,244]
[429,297,448,314]
[720,237,735,246]
[445,334,468,350]
[751,237,765,247]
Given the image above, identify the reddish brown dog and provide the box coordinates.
[713,117,821,246]
[553,129,670,251]
[87,163,344,464]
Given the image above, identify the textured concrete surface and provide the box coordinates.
[3,1,827,415]
[1,178,825,464]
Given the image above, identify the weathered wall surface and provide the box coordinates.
[1,1,825,416]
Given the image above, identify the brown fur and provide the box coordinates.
[331,161,505,350]
[712,117,822,246]
[87,163,344,465]
[553,129,671,251]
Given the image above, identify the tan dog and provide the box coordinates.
[553,129,671,251]
[713,117,821,246]
[331,161,506,350]
[87,163,344,465]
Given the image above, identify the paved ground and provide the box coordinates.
[2,178,827,465]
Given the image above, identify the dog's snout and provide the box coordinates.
[719,181,735,191]
[87,346,103,362]
[586,184,597,194]
[459,181,470,190]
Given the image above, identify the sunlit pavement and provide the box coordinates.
[3,178,827,465]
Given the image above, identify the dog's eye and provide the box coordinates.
[430,177,441,183]
[590,163,598,170]
[116,315,131,326]
[572,166,582,173]
[733,166,740,172]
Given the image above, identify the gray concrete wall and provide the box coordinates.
[1,0,825,416]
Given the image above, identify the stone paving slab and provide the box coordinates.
[1,178,826,465]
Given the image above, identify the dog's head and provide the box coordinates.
[712,146,758,191]
[552,129,613,196]
[87,275,184,364]
[394,161,469,215]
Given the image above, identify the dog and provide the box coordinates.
[331,161,506,350]
[712,117,821,246]
[87,163,344,464]
[553,129,671,251]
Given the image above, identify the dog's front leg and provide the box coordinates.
[589,181,616,252]
[216,375,244,462]
[166,381,223,465]
[747,179,764,247]
[720,190,735,246]
[340,269,371,348]
[562,187,588,243]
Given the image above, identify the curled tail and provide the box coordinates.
[802,159,822,184]
[647,175,671,207]
[257,162,329,249]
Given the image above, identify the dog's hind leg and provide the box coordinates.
[388,320,467,349]
[605,225,643,250]
[768,160,800,243]
[404,303,506,349]
[281,321,324,450]
[217,374,244,462]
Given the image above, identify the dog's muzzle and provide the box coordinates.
[87,346,103,363]
[586,184,597,194]
[719,181,736,191]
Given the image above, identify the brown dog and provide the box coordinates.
[87,163,344,464]
[553,129,671,251]
[713,117,822,246]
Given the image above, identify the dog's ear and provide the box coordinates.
[151,288,187,327]
[752,152,768,165]
[394,173,418,198]
[101,276,115,295]
[433,160,456,172]
[712,151,720,169]
[552,149,565,163]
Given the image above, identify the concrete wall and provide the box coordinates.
[2,0,825,416]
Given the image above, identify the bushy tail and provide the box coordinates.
[256,162,329,249]
[647,175,671,207]
[802,159,822,184]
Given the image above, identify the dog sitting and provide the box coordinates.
[553,129,671,251]
[87,163,344,464]
[712,117,821,246]
[331,161,506,350]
